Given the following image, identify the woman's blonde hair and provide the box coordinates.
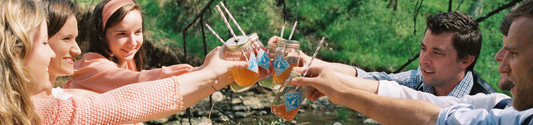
[0,0,46,124]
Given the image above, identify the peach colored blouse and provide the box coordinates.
[34,77,183,125]
[64,52,193,93]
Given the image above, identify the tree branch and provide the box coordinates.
[449,0,453,12]
[394,54,419,73]
[475,0,523,23]
[181,0,216,31]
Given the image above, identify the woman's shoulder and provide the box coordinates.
[74,52,117,71]
[77,52,114,65]
[80,52,106,60]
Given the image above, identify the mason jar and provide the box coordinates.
[272,39,300,85]
[257,41,281,90]
[225,35,259,93]
[271,72,307,121]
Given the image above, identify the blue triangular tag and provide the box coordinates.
[247,53,259,73]
[284,92,302,111]
[257,49,270,70]
[273,54,289,76]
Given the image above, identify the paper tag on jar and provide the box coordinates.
[247,53,259,73]
[257,49,270,70]
[284,92,302,111]
[273,54,289,76]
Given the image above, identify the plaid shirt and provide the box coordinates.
[355,66,473,98]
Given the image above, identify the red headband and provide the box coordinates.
[102,0,135,29]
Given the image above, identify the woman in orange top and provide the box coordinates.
[64,0,197,93]
[0,0,247,124]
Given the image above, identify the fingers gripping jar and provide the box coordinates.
[225,35,260,93]
[272,39,300,85]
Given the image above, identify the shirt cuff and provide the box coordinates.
[377,80,402,98]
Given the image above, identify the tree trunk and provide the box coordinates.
[387,0,398,10]
[448,0,453,12]
[469,0,484,18]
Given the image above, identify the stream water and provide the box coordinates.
[223,107,367,125]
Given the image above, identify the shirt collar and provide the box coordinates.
[418,70,474,98]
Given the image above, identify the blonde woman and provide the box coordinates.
[0,0,248,124]
[0,0,44,124]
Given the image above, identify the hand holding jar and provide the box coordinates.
[224,36,260,92]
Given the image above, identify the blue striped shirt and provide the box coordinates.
[355,66,473,98]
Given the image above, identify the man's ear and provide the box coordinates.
[460,55,475,69]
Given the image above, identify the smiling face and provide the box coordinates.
[48,15,80,77]
[500,16,533,111]
[419,30,471,91]
[24,20,56,94]
[105,9,143,65]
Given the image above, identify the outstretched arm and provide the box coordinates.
[132,46,249,123]
[291,67,441,125]
[35,46,248,124]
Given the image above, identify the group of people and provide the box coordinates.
[2,0,248,124]
[287,1,533,124]
[0,0,532,124]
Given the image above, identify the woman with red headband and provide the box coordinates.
[64,0,220,93]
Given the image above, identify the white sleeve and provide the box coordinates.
[51,87,73,100]
[377,80,510,110]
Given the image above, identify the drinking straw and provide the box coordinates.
[293,37,325,92]
[205,24,226,45]
[216,5,238,42]
[207,23,249,62]
[219,2,246,36]
[288,21,298,40]
[280,26,285,38]
[302,37,325,77]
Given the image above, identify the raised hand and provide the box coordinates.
[203,46,249,81]
[267,36,281,44]
[290,66,349,105]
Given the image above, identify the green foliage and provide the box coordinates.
[136,0,515,95]
[335,106,350,121]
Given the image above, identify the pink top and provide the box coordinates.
[65,52,193,93]
[34,77,183,125]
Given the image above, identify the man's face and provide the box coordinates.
[501,16,533,111]
[419,30,471,89]
[494,36,514,91]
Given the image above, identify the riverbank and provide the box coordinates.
[144,85,381,125]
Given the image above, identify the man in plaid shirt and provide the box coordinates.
[291,11,496,99]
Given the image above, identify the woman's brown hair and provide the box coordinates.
[88,0,146,71]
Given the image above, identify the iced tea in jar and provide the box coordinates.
[225,35,260,92]
[257,41,281,90]
[248,33,269,79]
[271,73,307,121]
[272,39,300,85]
